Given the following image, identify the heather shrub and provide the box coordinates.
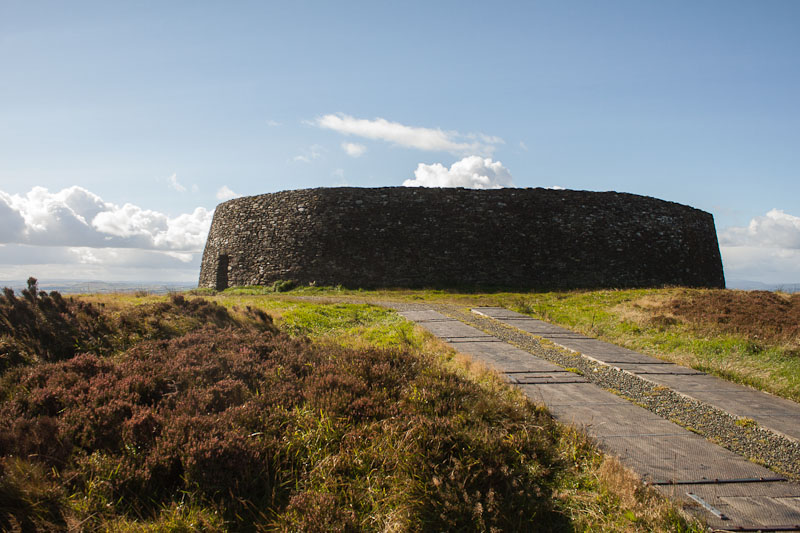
[0,279,274,375]
[277,366,562,531]
[3,293,672,531]
[0,278,99,370]
[0,303,569,531]
[279,491,359,533]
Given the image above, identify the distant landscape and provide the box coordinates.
[0,279,198,294]
[1,278,798,294]
[725,279,800,293]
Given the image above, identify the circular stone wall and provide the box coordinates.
[198,187,725,290]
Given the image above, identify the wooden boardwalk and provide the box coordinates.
[474,307,800,443]
[400,309,800,531]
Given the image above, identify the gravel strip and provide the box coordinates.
[424,304,800,481]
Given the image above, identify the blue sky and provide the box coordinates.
[1,1,799,284]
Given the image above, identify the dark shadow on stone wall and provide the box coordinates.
[214,254,229,291]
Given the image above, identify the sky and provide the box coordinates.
[1,1,799,285]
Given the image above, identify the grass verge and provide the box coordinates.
[504,288,800,401]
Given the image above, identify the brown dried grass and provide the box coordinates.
[664,290,800,350]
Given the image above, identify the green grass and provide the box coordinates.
[501,288,800,402]
[215,285,800,402]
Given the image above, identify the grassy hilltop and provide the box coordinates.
[216,285,800,402]
[6,280,795,531]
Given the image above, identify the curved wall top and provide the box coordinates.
[199,187,725,291]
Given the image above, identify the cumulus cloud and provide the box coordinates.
[0,186,212,252]
[719,209,800,249]
[0,193,27,242]
[402,156,514,189]
[719,209,800,283]
[216,186,240,201]
[341,142,366,157]
[316,114,503,156]
[93,205,168,240]
[154,208,213,250]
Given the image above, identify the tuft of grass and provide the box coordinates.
[735,417,757,429]
[100,503,227,532]
[0,457,68,532]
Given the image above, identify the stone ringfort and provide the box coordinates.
[199,187,725,291]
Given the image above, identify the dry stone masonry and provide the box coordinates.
[198,187,725,291]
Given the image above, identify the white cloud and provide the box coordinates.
[0,186,212,252]
[0,192,27,242]
[402,156,514,189]
[3,186,106,232]
[266,119,281,127]
[216,186,240,201]
[719,209,800,283]
[546,185,565,190]
[316,114,503,156]
[168,172,186,193]
[519,141,529,152]
[342,142,366,157]
[0,185,213,283]
[153,207,212,250]
[719,209,800,249]
[93,204,168,239]
[71,247,104,265]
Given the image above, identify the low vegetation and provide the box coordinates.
[221,284,800,402]
[0,282,703,531]
[506,288,800,401]
[0,278,258,373]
